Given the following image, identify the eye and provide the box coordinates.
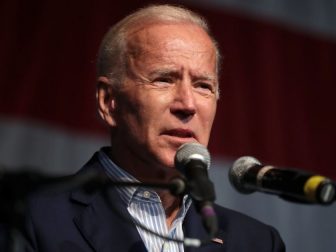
[195,82,216,94]
[152,77,174,85]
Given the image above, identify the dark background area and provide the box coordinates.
[1,0,335,177]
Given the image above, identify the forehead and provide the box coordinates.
[125,23,217,72]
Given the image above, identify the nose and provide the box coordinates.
[170,82,196,121]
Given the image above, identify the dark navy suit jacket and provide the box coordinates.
[22,152,285,252]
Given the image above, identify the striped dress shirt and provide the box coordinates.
[98,149,191,252]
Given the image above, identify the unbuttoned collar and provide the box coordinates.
[97,147,191,213]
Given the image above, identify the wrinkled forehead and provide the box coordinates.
[128,22,212,48]
[125,23,216,65]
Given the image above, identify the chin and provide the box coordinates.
[150,144,179,170]
[155,151,175,169]
[159,157,175,170]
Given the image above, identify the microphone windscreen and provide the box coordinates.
[229,156,260,194]
[174,142,211,171]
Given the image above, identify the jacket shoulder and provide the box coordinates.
[214,204,286,252]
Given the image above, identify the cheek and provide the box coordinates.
[199,101,217,139]
[209,103,217,125]
[202,101,217,124]
[132,94,168,130]
[114,97,146,137]
[142,92,171,116]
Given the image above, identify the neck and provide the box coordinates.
[108,144,181,184]
[158,190,181,228]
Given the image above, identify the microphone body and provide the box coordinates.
[175,143,217,237]
[229,156,335,205]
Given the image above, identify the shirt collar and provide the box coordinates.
[97,148,137,206]
[97,147,192,211]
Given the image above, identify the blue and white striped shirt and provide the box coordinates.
[98,149,191,252]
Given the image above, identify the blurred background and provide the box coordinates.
[1,0,336,251]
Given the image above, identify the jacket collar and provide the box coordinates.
[70,153,146,252]
[70,152,226,252]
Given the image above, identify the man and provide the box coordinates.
[23,4,285,252]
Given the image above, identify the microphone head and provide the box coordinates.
[174,142,211,171]
[229,156,261,194]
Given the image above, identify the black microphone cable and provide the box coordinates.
[0,165,215,249]
[100,181,215,248]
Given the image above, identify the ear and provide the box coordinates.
[96,76,117,127]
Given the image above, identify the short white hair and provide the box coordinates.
[97,4,221,95]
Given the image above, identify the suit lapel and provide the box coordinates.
[68,153,226,252]
[184,204,226,252]
[70,155,146,252]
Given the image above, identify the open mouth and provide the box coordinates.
[162,129,195,139]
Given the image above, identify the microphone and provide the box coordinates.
[229,156,336,205]
[175,142,218,237]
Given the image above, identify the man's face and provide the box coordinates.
[100,23,218,174]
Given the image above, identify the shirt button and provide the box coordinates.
[143,191,151,198]
[163,243,169,252]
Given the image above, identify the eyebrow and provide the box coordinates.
[193,75,216,82]
[148,69,180,78]
[149,68,217,82]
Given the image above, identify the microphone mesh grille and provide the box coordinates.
[229,156,260,193]
[174,142,211,171]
